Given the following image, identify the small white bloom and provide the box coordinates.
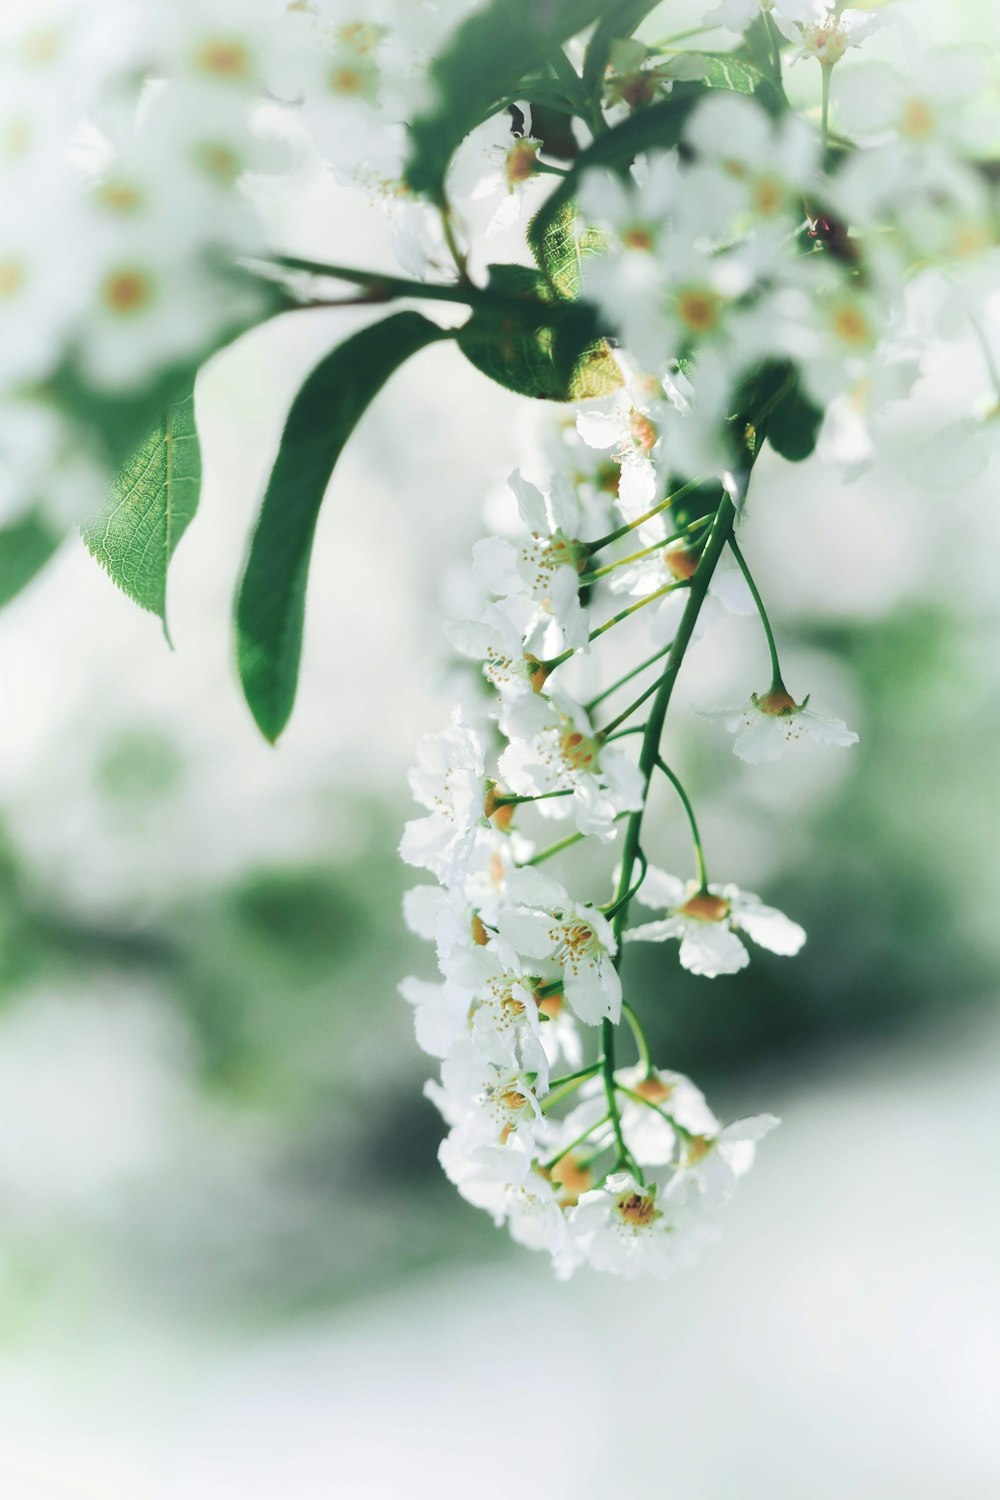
[498,690,644,842]
[399,707,488,884]
[448,106,542,237]
[790,9,882,68]
[703,687,859,763]
[678,1113,781,1209]
[626,865,806,978]
[473,470,592,657]
[398,974,472,1060]
[494,869,622,1026]
[575,372,666,516]
[569,1170,717,1280]
[446,600,549,702]
[616,1063,720,1166]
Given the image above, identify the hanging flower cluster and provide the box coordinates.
[399,420,851,1276]
[2,2,996,1274]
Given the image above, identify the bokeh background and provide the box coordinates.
[2,1,999,1494]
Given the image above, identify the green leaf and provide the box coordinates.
[765,378,825,463]
[684,51,783,113]
[0,511,61,609]
[456,263,620,402]
[236,311,448,744]
[82,392,201,637]
[406,0,610,200]
[528,198,605,300]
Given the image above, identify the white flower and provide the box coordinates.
[446,600,549,702]
[472,470,592,657]
[626,865,806,978]
[703,687,859,763]
[399,707,488,884]
[833,48,990,155]
[575,372,666,516]
[607,533,754,647]
[789,9,882,68]
[683,91,819,226]
[498,691,644,842]
[677,1113,780,1210]
[569,1170,717,1280]
[700,0,825,35]
[616,1063,721,1166]
[493,869,622,1026]
[438,1042,545,1148]
[398,974,472,1060]
[448,106,542,237]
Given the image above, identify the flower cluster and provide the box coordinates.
[3,0,995,1279]
[1,0,292,526]
[400,418,860,1275]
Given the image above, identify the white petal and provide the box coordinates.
[575,409,623,451]
[677,921,749,978]
[733,901,806,957]
[635,866,687,910]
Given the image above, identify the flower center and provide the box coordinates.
[752,175,784,216]
[504,138,540,189]
[0,260,25,299]
[94,179,144,214]
[829,300,873,348]
[0,118,31,159]
[676,286,722,335]
[616,1191,660,1227]
[756,688,798,717]
[634,1074,673,1104]
[470,914,489,947]
[21,28,61,66]
[900,97,934,140]
[559,729,599,773]
[195,39,252,79]
[622,224,655,252]
[664,545,700,581]
[679,891,730,923]
[550,1154,591,1202]
[101,269,154,316]
[630,410,658,452]
[194,142,243,185]
[802,22,849,66]
[684,1134,712,1165]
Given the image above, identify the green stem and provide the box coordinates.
[585,645,672,712]
[589,580,689,645]
[601,1017,638,1177]
[608,483,740,951]
[268,254,567,320]
[541,580,689,674]
[578,515,711,585]
[586,485,742,1173]
[599,674,667,739]
[493,788,573,808]
[655,757,708,891]
[602,850,648,919]
[541,1115,611,1171]
[541,1061,601,1112]
[585,478,704,555]
[727,534,785,693]
[616,1083,694,1143]
[820,63,832,157]
[621,1001,651,1073]
[525,829,587,866]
